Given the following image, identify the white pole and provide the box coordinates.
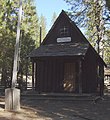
[12,0,22,88]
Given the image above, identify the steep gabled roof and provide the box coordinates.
[42,10,88,44]
[29,43,89,57]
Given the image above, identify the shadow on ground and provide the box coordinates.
[21,96,110,120]
[0,96,110,120]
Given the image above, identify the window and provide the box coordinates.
[59,26,70,37]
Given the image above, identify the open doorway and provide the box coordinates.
[63,63,76,92]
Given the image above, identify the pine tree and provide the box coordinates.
[64,0,110,64]
[0,0,16,86]
[0,0,39,87]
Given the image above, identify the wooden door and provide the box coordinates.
[64,63,76,92]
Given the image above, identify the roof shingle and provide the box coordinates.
[29,43,89,58]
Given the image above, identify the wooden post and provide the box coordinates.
[99,64,104,96]
[32,62,35,90]
[35,62,37,91]
[79,60,82,94]
[25,58,28,90]
[5,0,22,111]
[11,0,22,88]
[5,88,20,111]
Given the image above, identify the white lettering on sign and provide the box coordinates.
[57,37,71,43]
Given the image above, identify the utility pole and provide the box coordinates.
[5,0,22,111]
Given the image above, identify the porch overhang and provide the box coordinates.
[29,42,89,58]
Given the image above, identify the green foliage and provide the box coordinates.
[0,0,16,84]
[64,0,110,65]
[104,30,110,64]
[64,0,89,27]
[0,0,39,86]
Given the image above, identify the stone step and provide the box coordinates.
[21,93,99,101]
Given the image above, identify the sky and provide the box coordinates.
[35,0,69,31]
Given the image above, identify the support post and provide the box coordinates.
[25,58,28,90]
[99,64,104,96]
[35,62,37,91]
[79,60,82,94]
[32,62,35,90]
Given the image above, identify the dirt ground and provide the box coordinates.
[0,95,110,120]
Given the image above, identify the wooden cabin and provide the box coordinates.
[29,10,106,95]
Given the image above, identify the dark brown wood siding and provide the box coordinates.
[35,57,81,93]
[42,15,85,45]
[82,48,98,93]
[36,58,64,92]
